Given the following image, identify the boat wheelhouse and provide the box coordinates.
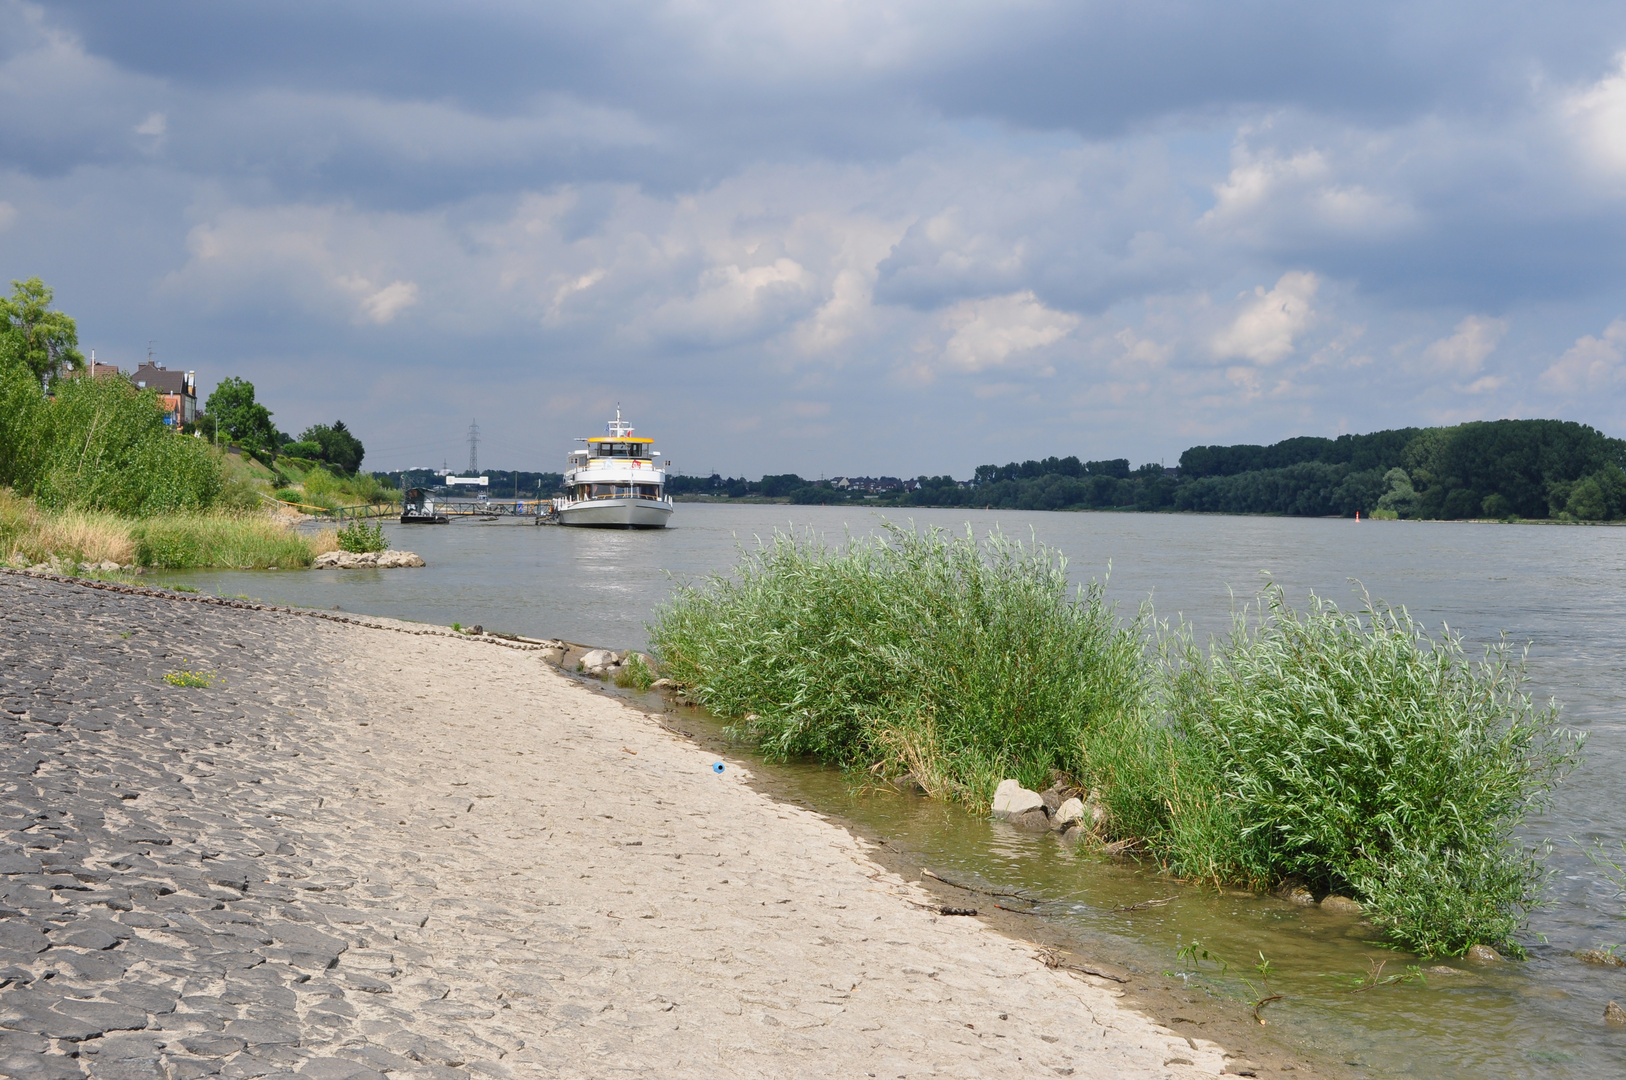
[555,410,674,529]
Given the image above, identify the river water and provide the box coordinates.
[167,504,1626,1077]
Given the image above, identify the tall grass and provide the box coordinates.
[652,524,1149,806]
[0,489,136,565]
[132,513,317,569]
[651,525,1581,956]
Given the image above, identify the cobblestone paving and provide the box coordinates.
[1,572,1226,1080]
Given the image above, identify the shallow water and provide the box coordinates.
[168,505,1626,1077]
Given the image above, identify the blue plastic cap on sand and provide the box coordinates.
[712,762,725,774]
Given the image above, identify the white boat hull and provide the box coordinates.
[556,497,673,529]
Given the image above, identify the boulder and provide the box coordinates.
[1576,949,1626,967]
[649,678,675,690]
[991,780,1045,819]
[1606,1000,1626,1026]
[1041,785,1067,814]
[1052,798,1085,828]
[1320,895,1362,915]
[539,647,566,665]
[1466,944,1502,963]
[375,550,426,568]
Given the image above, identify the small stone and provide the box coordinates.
[1466,944,1502,963]
[1052,798,1085,828]
[1320,895,1362,914]
[1575,949,1626,967]
[1606,1000,1626,1025]
[991,780,1045,818]
[649,678,675,690]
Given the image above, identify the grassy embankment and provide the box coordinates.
[0,354,380,570]
[650,525,1580,957]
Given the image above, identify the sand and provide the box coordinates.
[0,571,1237,1078]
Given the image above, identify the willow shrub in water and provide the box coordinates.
[650,524,1149,807]
[1159,586,1579,956]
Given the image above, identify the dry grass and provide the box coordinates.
[309,528,342,556]
[0,489,136,565]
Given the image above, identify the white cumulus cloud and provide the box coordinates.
[1543,319,1626,393]
[933,291,1078,375]
[357,280,420,324]
[134,111,166,137]
[1422,315,1507,376]
[1564,54,1626,178]
[1211,270,1319,365]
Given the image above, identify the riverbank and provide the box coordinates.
[0,570,1285,1078]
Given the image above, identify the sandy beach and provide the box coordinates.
[0,571,1245,1078]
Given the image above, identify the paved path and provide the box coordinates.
[0,573,1228,1079]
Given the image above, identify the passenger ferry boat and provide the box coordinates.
[555,410,674,529]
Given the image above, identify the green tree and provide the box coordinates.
[298,421,365,474]
[0,278,84,387]
[1376,467,1420,518]
[204,377,278,455]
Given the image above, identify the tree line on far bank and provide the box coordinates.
[673,419,1626,521]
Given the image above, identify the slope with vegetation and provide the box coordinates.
[0,276,374,570]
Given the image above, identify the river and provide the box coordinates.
[166,504,1626,1077]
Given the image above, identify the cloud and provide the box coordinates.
[935,291,1079,375]
[134,111,166,137]
[0,200,14,231]
[1211,271,1319,365]
[355,280,419,324]
[1543,319,1626,393]
[1203,142,1415,244]
[1564,53,1626,179]
[1421,315,1506,375]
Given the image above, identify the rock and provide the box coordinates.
[1320,895,1362,914]
[1466,944,1502,963]
[314,550,423,569]
[540,648,566,665]
[1052,797,1085,828]
[1576,949,1626,967]
[1606,1000,1626,1026]
[1273,878,1316,905]
[1040,786,1067,814]
[94,561,122,573]
[578,649,616,674]
[890,773,926,795]
[1011,808,1051,830]
[991,780,1045,818]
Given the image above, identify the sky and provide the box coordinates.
[4,1,1626,477]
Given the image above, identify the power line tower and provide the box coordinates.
[466,418,480,475]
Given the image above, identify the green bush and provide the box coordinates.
[614,653,657,690]
[651,524,1150,805]
[0,354,223,514]
[1155,587,1578,955]
[337,520,387,553]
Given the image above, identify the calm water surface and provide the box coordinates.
[169,505,1626,1078]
